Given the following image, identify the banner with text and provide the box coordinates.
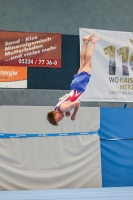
[0,66,27,88]
[0,31,61,68]
[80,28,133,102]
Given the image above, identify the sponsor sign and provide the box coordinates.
[80,28,133,102]
[0,31,61,68]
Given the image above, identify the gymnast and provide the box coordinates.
[47,33,100,126]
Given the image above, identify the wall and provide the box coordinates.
[0,0,133,35]
[0,0,133,107]
[0,1,133,190]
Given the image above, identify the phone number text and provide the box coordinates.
[17,59,58,66]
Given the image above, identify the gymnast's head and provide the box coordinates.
[46,109,65,126]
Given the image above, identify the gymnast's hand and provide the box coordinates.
[65,111,71,117]
[71,100,80,121]
[71,114,76,120]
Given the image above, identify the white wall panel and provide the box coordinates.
[0,106,100,134]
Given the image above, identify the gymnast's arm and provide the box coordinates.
[60,100,80,115]
[71,100,80,120]
[65,111,71,117]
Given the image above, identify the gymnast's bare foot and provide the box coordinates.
[83,33,94,42]
[91,36,100,43]
[130,39,133,45]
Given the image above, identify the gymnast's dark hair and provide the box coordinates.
[46,111,58,126]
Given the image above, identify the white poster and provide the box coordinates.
[80,28,133,102]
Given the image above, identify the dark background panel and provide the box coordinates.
[28,35,80,90]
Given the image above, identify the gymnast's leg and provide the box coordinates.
[80,35,100,74]
[77,33,94,74]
